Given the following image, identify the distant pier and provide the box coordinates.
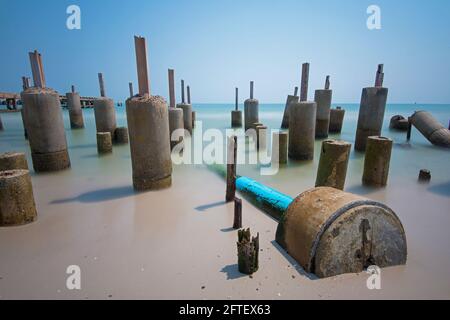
[0,91,97,110]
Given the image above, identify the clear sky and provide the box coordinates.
[0,0,449,103]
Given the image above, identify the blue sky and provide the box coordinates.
[0,0,449,103]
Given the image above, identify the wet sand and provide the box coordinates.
[0,107,450,299]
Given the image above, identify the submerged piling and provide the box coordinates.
[280,87,300,129]
[126,36,172,191]
[329,106,345,133]
[0,170,37,226]
[0,152,28,171]
[272,131,288,165]
[355,65,388,151]
[114,127,129,144]
[177,80,192,134]
[315,140,351,190]
[418,169,431,183]
[168,69,184,150]
[94,73,117,139]
[66,85,85,129]
[314,76,332,138]
[21,50,70,172]
[244,81,259,131]
[97,132,113,154]
[409,111,450,147]
[362,136,393,187]
[231,87,243,128]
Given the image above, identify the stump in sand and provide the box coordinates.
[0,170,37,226]
[0,152,29,171]
[237,228,259,275]
[233,197,242,230]
[418,169,431,183]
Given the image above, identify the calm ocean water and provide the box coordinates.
[1,102,449,198]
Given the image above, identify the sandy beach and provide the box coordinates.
[0,106,449,300]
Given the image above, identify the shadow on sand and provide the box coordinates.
[195,200,227,212]
[270,240,318,281]
[428,181,450,197]
[51,185,136,204]
[220,264,248,280]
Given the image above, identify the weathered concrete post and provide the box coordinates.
[355,65,388,151]
[255,125,267,152]
[329,106,345,133]
[362,136,393,187]
[129,82,134,98]
[226,135,237,202]
[280,87,300,129]
[0,170,37,226]
[168,69,184,150]
[231,87,243,128]
[300,63,309,102]
[21,50,70,172]
[187,85,196,129]
[314,76,332,138]
[177,80,192,134]
[233,197,243,230]
[315,140,351,190]
[289,62,316,160]
[97,132,113,154]
[0,152,29,171]
[126,36,172,191]
[237,228,259,275]
[94,73,117,140]
[244,81,259,131]
[272,131,288,165]
[66,85,85,129]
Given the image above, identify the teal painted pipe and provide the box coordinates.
[236,176,294,221]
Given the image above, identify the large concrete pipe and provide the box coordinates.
[276,187,407,278]
[21,87,71,172]
[244,81,259,131]
[389,115,409,131]
[66,86,84,129]
[409,111,450,148]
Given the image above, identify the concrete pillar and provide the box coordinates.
[129,82,134,98]
[97,132,113,154]
[21,88,70,172]
[355,67,388,151]
[127,96,172,190]
[280,88,299,129]
[231,87,242,128]
[177,79,192,134]
[255,125,267,151]
[288,102,317,160]
[168,69,175,108]
[363,136,393,187]
[66,90,85,129]
[314,88,332,138]
[169,108,184,150]
[127,35,172,191]
[233,197,242,230]
[94,97,117,138]
[0,152,29,171]
[300,63,309,102]
[192,111,196,129]
[244,81,259,131]
[0,170,37,226]
[114,127,129,144]
[315,140,351,190]
[272,131,288,165]
[329,107,345,133]
[0,114,3,131]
